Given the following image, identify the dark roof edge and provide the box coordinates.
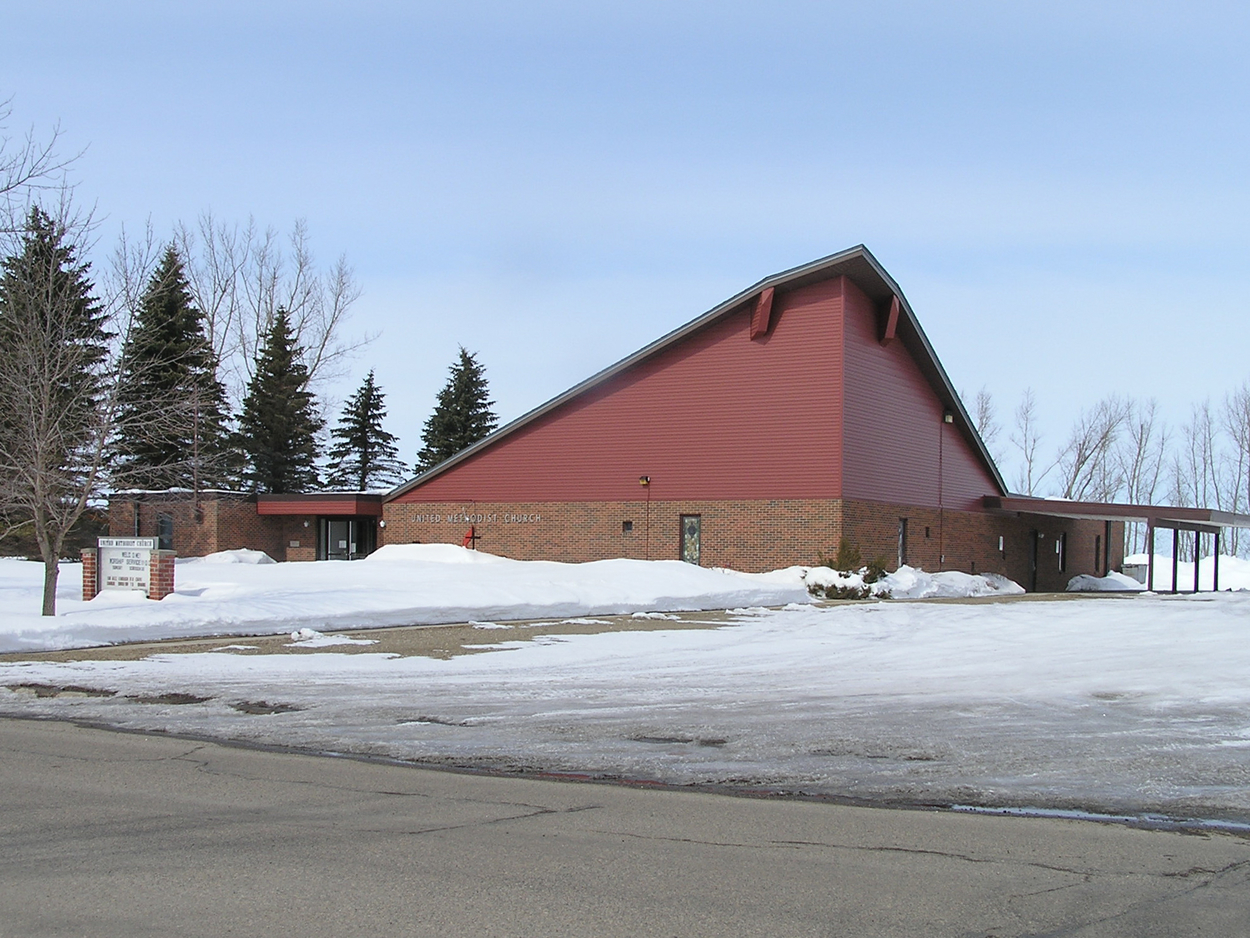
[986,495,1250,529]
[386,245,1007,501]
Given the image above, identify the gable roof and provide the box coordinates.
[387,245,1008,501]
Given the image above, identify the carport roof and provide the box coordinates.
[983,496,1250,534]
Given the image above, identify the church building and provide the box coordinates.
[382,245,1121,590]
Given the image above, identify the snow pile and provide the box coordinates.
[802,564,1023,600]
[0,547,810,653]
[366,543,508,565]
[1122,553,1250,591]
[1067,571,1146,592]
[878,566,1024,599]
[186,549,276,565]
[803,566,878,598]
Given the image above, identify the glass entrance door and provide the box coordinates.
[318,517,377,560]
[325,519,353,561]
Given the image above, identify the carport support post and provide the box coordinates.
[1193,532,1200,594]
[1214,531,1220,591]
[1171,530,1179,595]
[1146,522,1155,591]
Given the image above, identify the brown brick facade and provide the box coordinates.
[81,548,98,600]
[149,550,176,600]
[383,499,842,571]
[381,497,1122,585]
[107,492,314,562]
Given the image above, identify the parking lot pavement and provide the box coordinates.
[2,716,1248,938]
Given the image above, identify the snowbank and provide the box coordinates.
[802,564,1024,600]
[880,566,1024,599]
[1067,571,1145,592]
[184,549,276,565]
[0,548,810,653]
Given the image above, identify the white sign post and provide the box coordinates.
[97,537,158,594]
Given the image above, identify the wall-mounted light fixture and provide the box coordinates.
[303,520,310,528]
[942,411,954,424]
[378,520,387,529]
[638,475,650,486]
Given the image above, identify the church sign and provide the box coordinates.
[97,537,159,593]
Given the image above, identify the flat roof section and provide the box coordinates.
[984,496,1250,534]
[256,494,384,517]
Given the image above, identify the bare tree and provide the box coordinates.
[0,96,78,229]
[0,202,196,614]
[1009,388,1045,495]
[1220,382,1250,556]
[175,214,369,410]
[971,386,1003,464]
[1115,397,1170,554]
[1053,395,1128,501]
[0,202,112,614]
[1180,400,1226,558]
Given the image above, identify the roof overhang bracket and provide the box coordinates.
[879,295,900,346]
[750,286,775,339]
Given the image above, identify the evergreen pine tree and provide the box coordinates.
[238,308,323,493]
[325,370,405,491]
[114,245,235,489]
[415,347,498,472]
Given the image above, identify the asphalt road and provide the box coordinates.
[2,718,1248,938]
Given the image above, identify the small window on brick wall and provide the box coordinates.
[157,514,174,552]
[622,520,634,534]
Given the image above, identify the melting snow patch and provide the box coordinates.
[471,621,513,630]
[287,628,377,647]
[631,611,681,620]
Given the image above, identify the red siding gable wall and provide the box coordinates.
[395,279,848,504]
[841,278,1000,511]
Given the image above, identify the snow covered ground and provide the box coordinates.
[0,545,810,653]
[4,581,1250,824]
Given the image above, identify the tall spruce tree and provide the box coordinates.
[325,370,405,491]
[238,308,322,493]
[0,207,111,615]
[114,246,234,489]
[415,347,498,472]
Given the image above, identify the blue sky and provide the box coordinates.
[3,1,1247,486]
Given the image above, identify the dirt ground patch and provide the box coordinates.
[0,609,749,663]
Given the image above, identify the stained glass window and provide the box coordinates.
[681,515,701,565]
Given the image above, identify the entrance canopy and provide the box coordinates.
[256,493,383,517]
[984,495,1250,592]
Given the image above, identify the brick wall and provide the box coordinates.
[281,516,319,562]
[81,548,98,600]
[148,550,176,600]
[215,499,291,560]
[383,499,843,572]
[109,493,292,562]
[383,497,1122,589]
